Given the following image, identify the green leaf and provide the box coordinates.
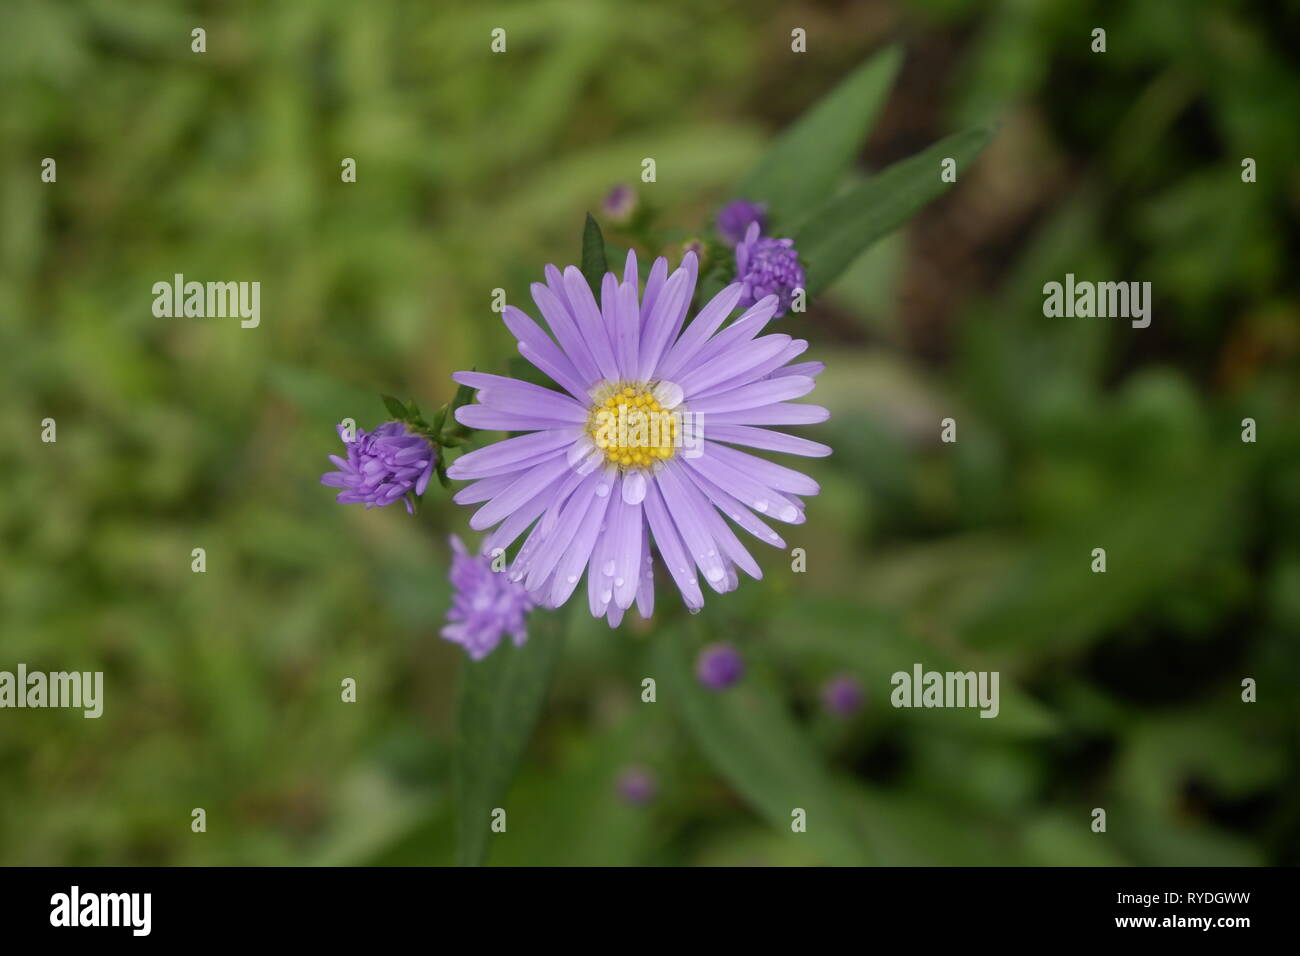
[765,596,1058,739]
[580,212,607,295]
[438,376,478,444]
[450,378,475,412]
[735,45,902,233]
[381,394,408,420]
[795,127,994,297]
[654,628,871,865]
[453,609,566,866]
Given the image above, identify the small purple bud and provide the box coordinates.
[695,642,744,690]
[320,421,435,514]
[602,184,637,224]
[734,221,806,318]
[677,237,708,271]
[716,199,767,246]
[441,535,534,660]
[615,766,658,806]
[822,674,865,717]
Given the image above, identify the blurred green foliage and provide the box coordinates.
[1,0,1297,865]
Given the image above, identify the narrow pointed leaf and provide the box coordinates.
[794,126,994,296]
[381,394,408,420]
[655,629,870,864]
[453,610,565,866]
[580,213,608,295]
[451,379,476,411]
[736,46,902,233]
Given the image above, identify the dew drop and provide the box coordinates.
[654,380,684,409]
[615,577,625,587]
[567,574,577,584]
[754,499,769,513]
[603,560,616,576]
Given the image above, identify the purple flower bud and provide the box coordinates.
[695,642,744,690]
[677,238,708,271]
[320,421,435,514]
[735,221,805,318]
[602,184,637,224]
[716,199,767,246]
[441,535,534,660]
[822,674,865,717]
[615,766,658,806]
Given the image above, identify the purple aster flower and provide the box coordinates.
[695,642,744,690]
[441,535,534,660]
[716,199,767,246]
[445,248,830,627]
[735,221,805,318]
[602,184,637,224]
[822,674,865,717]
[320,421,434,514]
[615,766,658,806]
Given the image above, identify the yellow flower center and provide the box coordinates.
[587,384,680,470]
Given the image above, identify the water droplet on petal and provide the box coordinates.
[603,560,616,576]
[706,566,724,582]
[780,505,798,522]
[567,437,595,467]
[653,380,684,409]
[622,469,647,505]
[754,500,769,513]
[615,577,625,587]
